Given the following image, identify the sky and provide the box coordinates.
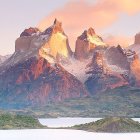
[0,0,140,55]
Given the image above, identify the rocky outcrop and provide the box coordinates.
[104,45,130,70]
[15,27,40,52]
[130,54,140,86]
[15,19,72,64]
[135,33,140,44]
[39,19,72,62]
[0,57,88,107]
[0,19,88,108]
[85,50,129,94]
[20,27,39,37]
[129,33,140,59]
[74,28,106,60]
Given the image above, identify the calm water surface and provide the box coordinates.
[0,129,140,140]
[38,118,102,127]
[39,117,140,127]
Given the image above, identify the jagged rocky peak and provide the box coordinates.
[85,47,131,94]
[20,27,40,37]
[14,19,72,65]
[53,18,64,33]
[39,18,72,63]
[87,51,105,75]
[85,44,140,94]
[128,32,140,59]
[15,27,42,52]
[104,45,130,70]
[87,27,96,36]
[74,27,106,60]
[43,18,63,35]
[130,54,140,86]
[0,56,88,106]
[135,33,140,44]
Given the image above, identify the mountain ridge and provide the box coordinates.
[0,19,140,109]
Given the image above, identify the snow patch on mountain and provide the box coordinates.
[61,57,92,83]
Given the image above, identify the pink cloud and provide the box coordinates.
[37,0,140,49]
[104,35,133,47]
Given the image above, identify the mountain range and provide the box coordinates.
[0,19,140,109]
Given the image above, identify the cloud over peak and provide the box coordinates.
[37,0,140,48]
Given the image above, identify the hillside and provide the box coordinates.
[0,114,44,129]
[13,86,140,118]
[72,117,140,133]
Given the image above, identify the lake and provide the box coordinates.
[38,117,102,127]
[38,117,140,127]
[0,118,140,140]
[0,129,140,140]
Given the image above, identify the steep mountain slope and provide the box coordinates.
[61,28,107,83]
[0,55,11,65]
[128,35,140,86]
[0,57,88,108]
[62,31,140,94]
[74,27,106,60]
[130,54,140,86]
[0,19,87,108]
[39,19,72,63]
[1,19,72,72]
[129,33,140,58]
[0,114,44,129]
[85,48,129,94]
[73,117,140,132]
[1,18,140,110]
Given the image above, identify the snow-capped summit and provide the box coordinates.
[74,27,107,60]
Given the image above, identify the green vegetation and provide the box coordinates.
[72,117,140,133]
[1,86,140,118]
[27,86,140,118]
[0,114,44,129]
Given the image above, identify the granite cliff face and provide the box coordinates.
[74,28,106,60]
[0,56,88,107]
[130,54,140,86]
[128,33,140,86]
[1,19,140,108]
[0,19,87,107]
[39,19,72,63]
[135,33,140,44]
[85,44,140,94]
[12,19,72,67]
[129,33,140,58]
[85,49,129,94]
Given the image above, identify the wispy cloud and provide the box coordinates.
[38,0,140,48]
[104,35,133,47]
